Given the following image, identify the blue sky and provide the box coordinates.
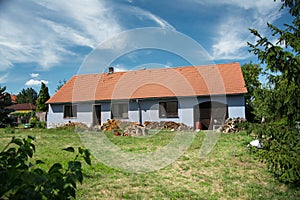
[0,0,291,95]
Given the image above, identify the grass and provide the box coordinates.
[0,128,299,199]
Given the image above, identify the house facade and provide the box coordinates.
[46,63,247,130]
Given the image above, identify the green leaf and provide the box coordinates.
[65,175,77,188]
[84,156,91,166]
[62,147,75,153]
[28,143,35,152]
[36,160,45,165]
[48,163,63,174]
[28,135,35,140]
[12,138,23,146]
[75,170,83,184]
[68,161,81,170]
[78,147,84,154]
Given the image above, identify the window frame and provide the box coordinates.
[111,102,129,119]
[63,104,77,118]
[159,101,179,118]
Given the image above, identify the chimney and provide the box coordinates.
[108,67,114,74]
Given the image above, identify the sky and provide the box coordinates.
[0,0,291,95]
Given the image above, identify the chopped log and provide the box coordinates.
[217,117,246,133]
[101,119,120,131]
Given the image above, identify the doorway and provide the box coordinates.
[93,105,101,126]
[193,101,227,130]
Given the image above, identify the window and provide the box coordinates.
[111,103,128,119]
[159,101,178,118]
[64,104,77,118]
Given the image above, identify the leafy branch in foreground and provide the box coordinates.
[0,136,91,200]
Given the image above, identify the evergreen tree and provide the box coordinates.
[16,88,38,105]
[248,0,300,124]
[241,63,262,122]
[0,86,12,127]
[248,0,300,185]
[55,79,66,92]
[36,83,50,112]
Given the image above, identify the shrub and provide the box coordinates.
[0,136,91,199]
[29,117,46,128]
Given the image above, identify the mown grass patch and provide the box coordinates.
[0,128,299,199]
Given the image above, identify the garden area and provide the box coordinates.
[0,128,299,199]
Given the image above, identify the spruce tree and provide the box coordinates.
[248,0,300,185]
[16,88,38,105]
[36,83,50,112]
[248,0,300,124]
[0,86,12,127]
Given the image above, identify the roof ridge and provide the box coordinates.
[74,62,240,77]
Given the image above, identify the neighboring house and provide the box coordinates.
[6,103,36,124]
[10,94,17,104]
[46,62,247,130]
[6,103,36,113]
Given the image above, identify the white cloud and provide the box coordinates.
[0,0,175,71]
[112,64,127,72]
[195,0,280,14]
[0,73,9,83]
[30,73,39,78]
[208,0,283,60]
[25,79,49,86]
[0,0,122,71]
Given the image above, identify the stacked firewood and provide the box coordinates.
[217,118,246,133]
[163,121,180,130]
[101,119,120,131]
[59,122,88,130]
[144,121,164,129]
[144,121,191,131]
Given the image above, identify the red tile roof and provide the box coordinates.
[47,62,247,104]
[10,94,17,104]
[6,103,36,111]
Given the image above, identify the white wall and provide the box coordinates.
[227,95,246,118]
[47,94,245,128]
[47,103,93,128]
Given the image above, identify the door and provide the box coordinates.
[93,105,101,126]
[194,101,227,130]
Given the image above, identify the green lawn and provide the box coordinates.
[0,128,299,199]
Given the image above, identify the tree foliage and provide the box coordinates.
[247,0,300,186]
[16,88,37,105]
[0,86,12,127]
[241,63,262,122]
[55,79,66,92]
[0,136,91,199]
[36,83,50,112]
[248,0,300,124]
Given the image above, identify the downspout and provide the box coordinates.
[136,99,142,125]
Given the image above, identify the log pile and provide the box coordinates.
[59,121,88,129]
[101,119,191,134]
[163,121,180,130]
[144,121,191,131]
[101,119,120,131]
[217,118,246,133]
[144,121,164,129]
